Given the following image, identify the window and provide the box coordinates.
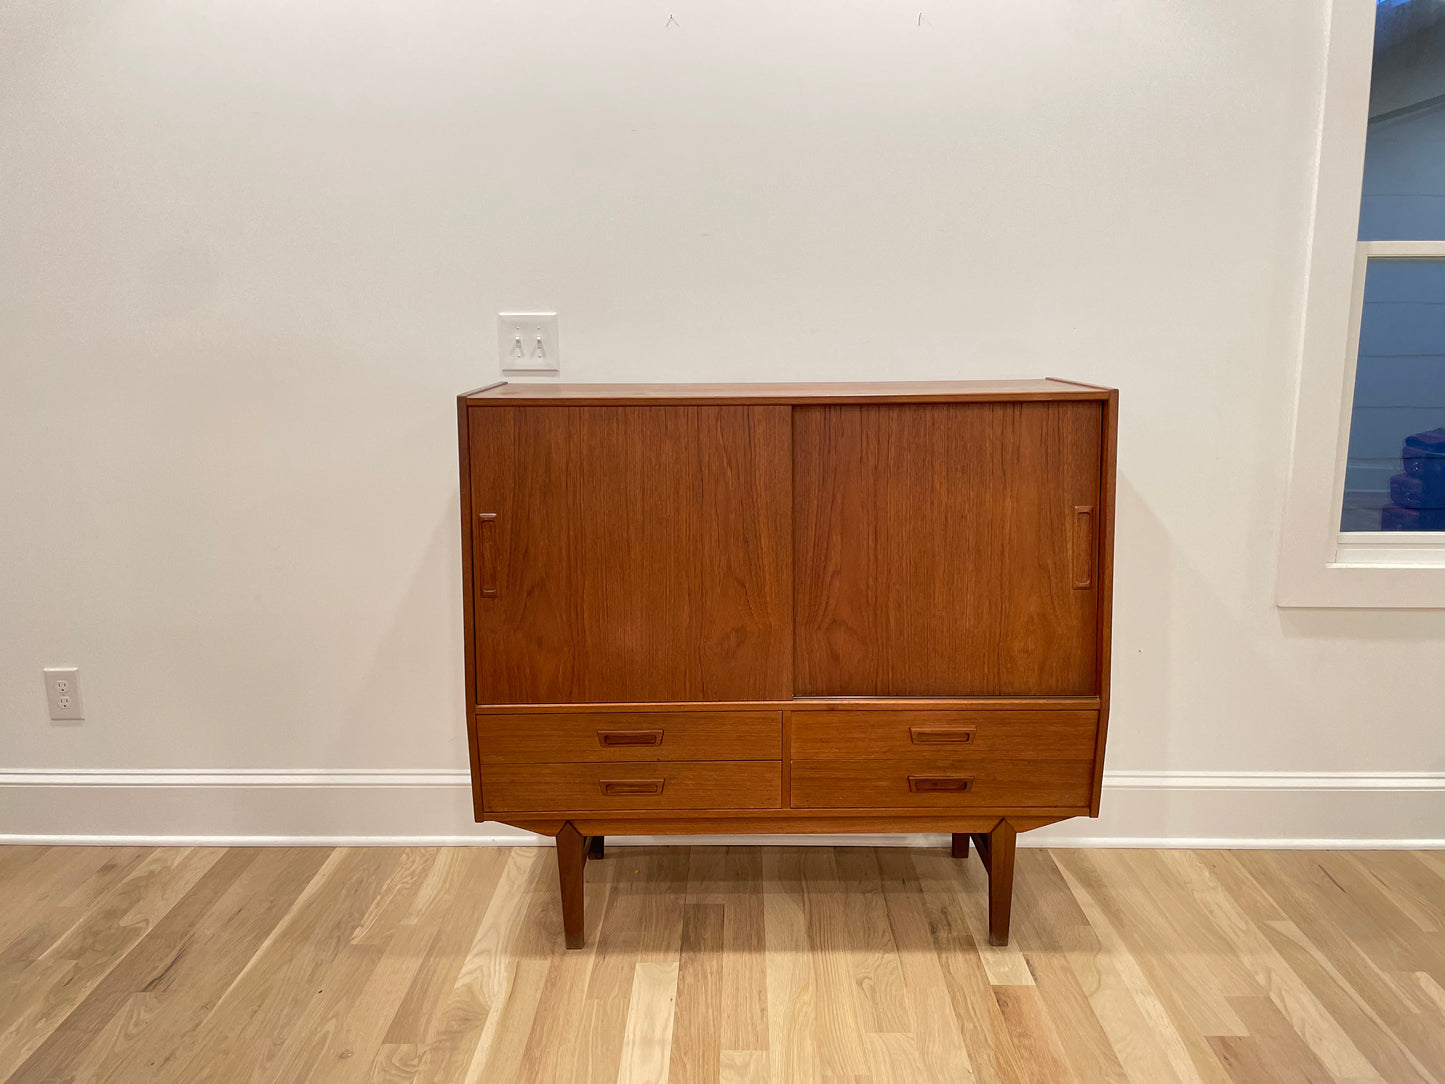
[1340,1,1445,534]
[1278,0,1445,606]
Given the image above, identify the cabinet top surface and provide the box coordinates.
[462,378,1114,406]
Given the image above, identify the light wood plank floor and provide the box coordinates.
[0,845,1442,1084]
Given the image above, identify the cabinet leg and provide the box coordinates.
[588,834,605,860]
[556,822,587,950]
[985,819,1017,947]
[951,833,970,859]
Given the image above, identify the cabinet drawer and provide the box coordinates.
[790,708,1097,760]
[790,759,1093,810]
[483,760,782,812]
[477,711,782,764]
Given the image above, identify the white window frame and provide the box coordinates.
[1277,0,1445,607]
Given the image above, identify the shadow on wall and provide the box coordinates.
[1276,605,1445,774]
[1108,475,1173,771]
[1277,606,1445,644]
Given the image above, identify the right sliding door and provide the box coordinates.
[793,401,1101,696]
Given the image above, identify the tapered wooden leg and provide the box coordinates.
[588,834,605,860]
[986,819,1017,947]
[951,833,970,858]
[555,821,587,949]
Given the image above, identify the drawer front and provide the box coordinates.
[790,759,1092,810]
[483,760,782,812]
[477,711,782,764]
[790,709,1097,761]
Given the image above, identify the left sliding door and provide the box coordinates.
[468,405,793,704]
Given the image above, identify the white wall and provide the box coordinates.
[3,0,1443,844]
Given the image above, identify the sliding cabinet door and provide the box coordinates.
[793,401,1101,696]
[469,405,792,704]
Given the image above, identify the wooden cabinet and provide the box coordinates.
[458,379,1118,948]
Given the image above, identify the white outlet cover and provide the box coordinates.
[43,666,84,721]
[498,313,559,374]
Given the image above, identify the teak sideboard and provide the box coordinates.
[457,379,1117,948]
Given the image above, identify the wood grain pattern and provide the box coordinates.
[477,711,783,764]
[996,402,1102,695]
[556,823,588,950]
[789,708,1099,761]
[4,844,1441,1084]
[793,401,1102,696]
[482,761,783,813]
[468,405,791,704]
[0,847,220,1079]
[2,847,334,1084]
[985,820,1018,946]
[475,696,1101,713]
[790,759,1094,810]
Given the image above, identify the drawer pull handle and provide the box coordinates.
[600,779,664,796]
[477,513,498,598]
[1071,505,1095,590]
[908,775,973,793]
[597,730,664,747]
[909,727,976,744]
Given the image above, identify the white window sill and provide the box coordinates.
[1334,532,1445,568]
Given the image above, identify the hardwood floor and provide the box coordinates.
[0,845,1442,1084]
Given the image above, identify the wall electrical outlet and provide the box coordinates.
[498,313,559,374]
[43,667,84,721]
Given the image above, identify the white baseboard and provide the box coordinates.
[1,768,1441,848]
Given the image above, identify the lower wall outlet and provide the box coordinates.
[43,667,84,721]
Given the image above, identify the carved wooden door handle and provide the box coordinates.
[909,727,976,744]
[597,730,664,747]
[1071,505,1095,589]
[477,513,498,598]
[907,775,973,793]
[600,779,665,796]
